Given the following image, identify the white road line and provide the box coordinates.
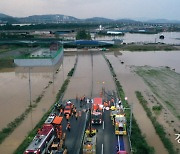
[103,121,104,129]
[101,143,104,154]
[117,135,120,151]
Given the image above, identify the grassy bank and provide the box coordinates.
[135,91,176,154]
[103,54,154,154]
[0,59,14,69]
[109,44,178,51]
[0,45,21,54]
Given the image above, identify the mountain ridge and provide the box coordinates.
[0,13,180,24]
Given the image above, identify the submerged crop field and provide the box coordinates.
[134,66,180,120]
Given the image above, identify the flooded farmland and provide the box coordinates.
[0,55,76,153]
[106,50,180,153]
[0,49,179,153]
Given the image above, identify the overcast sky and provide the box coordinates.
[0,0,180,20]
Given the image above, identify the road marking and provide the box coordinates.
[103,121,104,130]
[101,144,103,154]
[117,135,120,151]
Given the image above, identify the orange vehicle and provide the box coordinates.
[64,105,72,116]
[64,101,74,116]
[91,97,103,124]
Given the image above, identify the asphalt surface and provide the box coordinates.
[56,51,130,154]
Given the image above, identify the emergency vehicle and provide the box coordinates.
[115,114,127,135]
[24,124,55,154]
[91,97,103,125]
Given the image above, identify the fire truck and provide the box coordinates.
[24,124,55,154]
[91,97,103,124]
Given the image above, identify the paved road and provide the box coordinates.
[57,51,130,154]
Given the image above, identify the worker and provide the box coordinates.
[60,108,63,115]
[80,98,82,108]
[113,115,116,125]
[59,124,62,131]
[73,107,77,115]
[66,114,70,121]
[118,98,122,106]
[111,98,114,104]
[75,112,78,120]
[76,95,78,103]
[37,128,41,134]
[66,122,71,131]
[58,124,62,139]
[83,95,86,102]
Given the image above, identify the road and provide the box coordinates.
[57,51,130,154]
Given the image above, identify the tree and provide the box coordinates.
[76,29,91,40]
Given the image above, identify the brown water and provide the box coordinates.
[106,54,168,154]
[63,51,116,100]
[119,50,180,73]
[0,55,76,153]
[1,50,179,153]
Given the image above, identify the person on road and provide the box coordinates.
[66,114,70,121]
[80,98,82,108]
[73,107,77,115]
[60,108,63,115]
[75,112,78,120]
[66,122,71,131]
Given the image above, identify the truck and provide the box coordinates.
[115,114,127,135]
[91,97,103,125]
[24,124,55,154]
[116,136,128,154]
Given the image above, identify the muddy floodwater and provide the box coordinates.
[106,50,180,153]
[0,49,179,153]
[0,55,76,153]
[64,51,116,100]
[119,50,180,73]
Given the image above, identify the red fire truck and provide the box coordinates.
[24,124,55,154]
[91,97,103,124]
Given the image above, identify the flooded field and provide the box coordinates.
[63,51,116,102]
[106,50,180,153]
[119,50,180,73]
[0,55,76,153]
[95,32,180,45]
[0,48,179,153]
[106,54,168,154]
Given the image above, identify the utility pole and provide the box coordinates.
[28,67,32,107]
